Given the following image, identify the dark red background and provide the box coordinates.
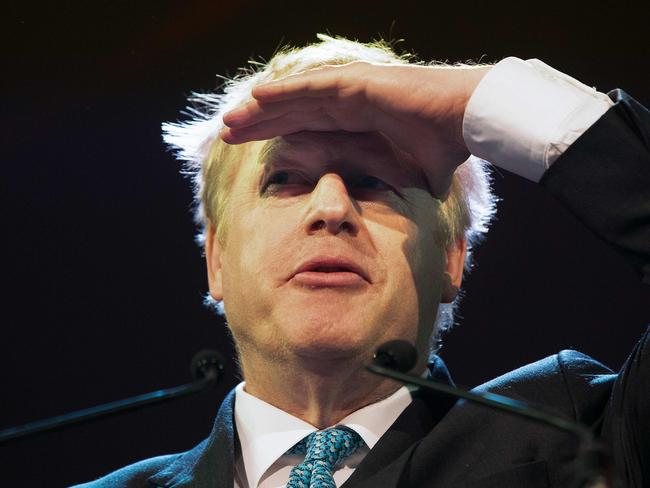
[1,2,649,486]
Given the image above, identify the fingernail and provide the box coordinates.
[219,128,233,143]
[222,112,242,128]
[252,83,275,97]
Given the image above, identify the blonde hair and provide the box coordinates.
[162,34,497,350]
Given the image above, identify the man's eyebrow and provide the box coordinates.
[257,138,289,166]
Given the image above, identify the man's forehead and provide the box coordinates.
[257,131,402,168]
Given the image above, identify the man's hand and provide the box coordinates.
[221,61,491,198]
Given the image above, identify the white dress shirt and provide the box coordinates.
[233,383,413,488]
[464,56,613,181]
[231,57,614,488]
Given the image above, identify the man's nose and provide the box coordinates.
[304,173,360,235]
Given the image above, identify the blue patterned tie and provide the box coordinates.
[285,427,364,488]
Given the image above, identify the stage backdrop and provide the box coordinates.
[2,1,649,486]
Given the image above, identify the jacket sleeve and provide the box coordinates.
[540,90,650,486]
[539,90,650,285]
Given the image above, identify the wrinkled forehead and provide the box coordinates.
[252,131,427,185]
[261,131,396,164]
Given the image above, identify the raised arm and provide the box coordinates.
[539,90,650,283]
[462,58,650,283]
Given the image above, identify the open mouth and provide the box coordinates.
[292,258,369,287]
[311,266,352,272]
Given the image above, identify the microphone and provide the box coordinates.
[372,340,418,372]
[0,349,225,445]
[191,349,225,381]
[367,341,610,488]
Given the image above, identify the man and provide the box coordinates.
[76,35,649,487]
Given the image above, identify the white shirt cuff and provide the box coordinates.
[462,57,614,182]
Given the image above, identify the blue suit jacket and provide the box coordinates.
[74,91,650,487]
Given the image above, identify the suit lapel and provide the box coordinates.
[147,389,237,488]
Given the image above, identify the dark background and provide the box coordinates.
[1,1,649,486]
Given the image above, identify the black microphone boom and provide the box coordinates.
[370,341,586,437]
[0,350,224,445]
[367,340,610,488]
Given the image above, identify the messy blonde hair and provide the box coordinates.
[162,34,496,352]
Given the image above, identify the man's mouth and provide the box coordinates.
[291,257,370,287]
[311,266,351,272]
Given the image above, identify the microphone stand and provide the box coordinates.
[0,349,224,445]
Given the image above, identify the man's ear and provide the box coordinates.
[204,223,224,301]
[441,238,467,303]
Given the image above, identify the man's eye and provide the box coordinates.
[354,175,392,191]
[267,171,291,186]
[262,171,307,193]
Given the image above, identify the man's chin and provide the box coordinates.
[286,334,373,366]
[289,350,370,379]
[269,300,388,362]
[279,292,379,324]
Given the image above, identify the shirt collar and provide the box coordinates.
[234,382,412,488]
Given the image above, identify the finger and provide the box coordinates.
[223,97,327,129]
[225,91,390,137]
[220,110,339,144]
[251,65,357,102]
[222,96,428,164]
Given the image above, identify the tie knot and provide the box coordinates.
[286,427,364,488]
[288,427,363,467]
